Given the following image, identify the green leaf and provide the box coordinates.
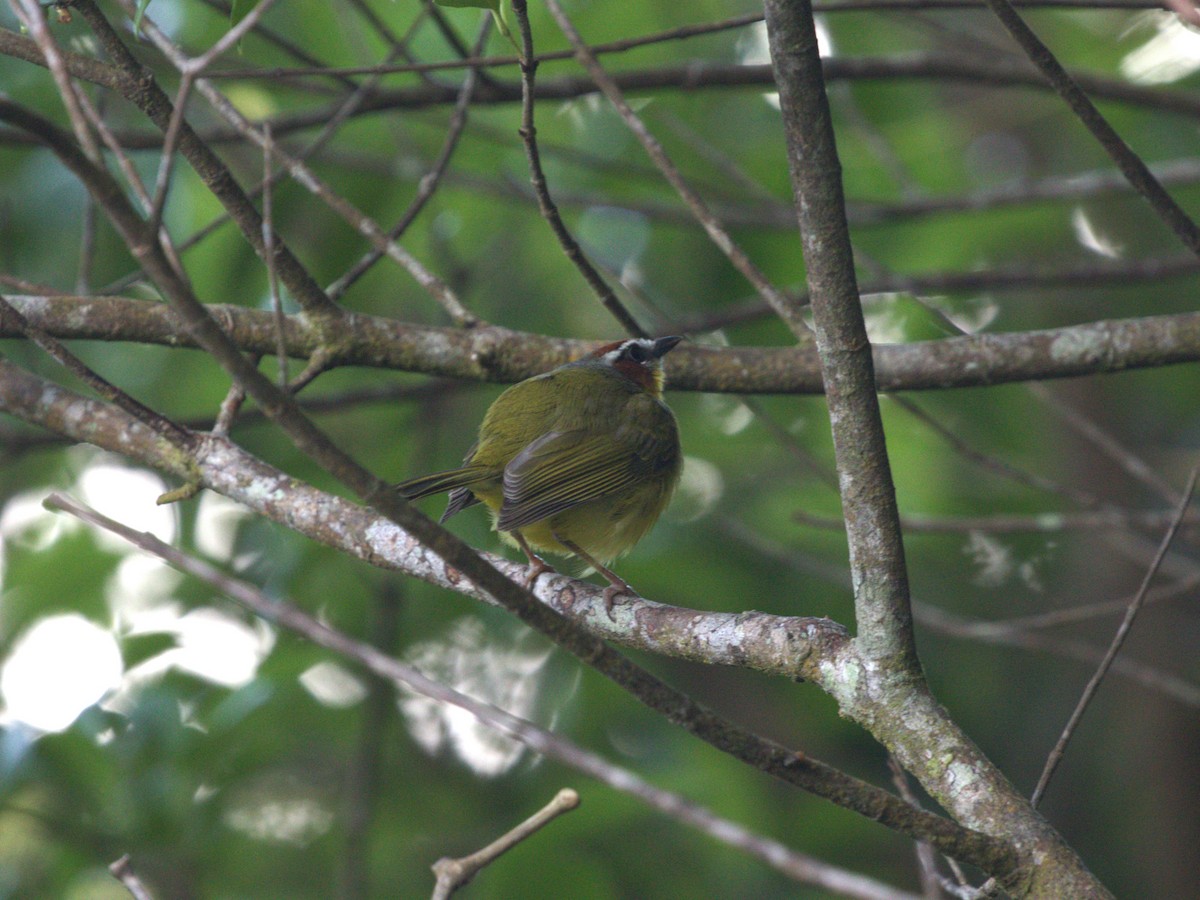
[434,0,517,52]
[229,0,262,54]
[133,0,153,35]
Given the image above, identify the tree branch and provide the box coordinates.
[0,357,1017,872]
[6,293,1200,394]
[765,0,915,665]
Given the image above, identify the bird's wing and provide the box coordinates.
[496,425,675,532]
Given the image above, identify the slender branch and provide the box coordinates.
[957,572,1200,634]
[11,26,1200,136]
[261,125,288,387]
[915,604,1200,708]
[430,790,581,899]
[981,0,1200,255]
[187,3,1172,84]
[170,58,1200,142]
[763,4,1111,896]
[510,0,647,338]
[1029,384,1180,505]
[109,854,155,900]
[796,507,1200,534]
[1030,466,1200,806]
[543,0,807,336]
[327,19,492,302]
[8,0,100,160]
[70,0,345,322]
[0,292,194,449]
[340,584,399,900]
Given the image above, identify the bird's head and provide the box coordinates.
[586,336,683,398]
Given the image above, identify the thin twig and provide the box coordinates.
[1028,384,1179,505]
[184,0,283,75]
[796,508,1200,534]
[211,360,258,438]
[510,0,647,338]
[340,583,400,900]
[764,0,916,664]
[109,854,155,900]
[328,19,492,302]
[982,0,1200,256]
[146,72,195,240]
[0,292,194,448]
[430,789,581,899]
[887,756,947,899]
[262,124,288,387]
[9,0,100,160]
[1030,465,1200,806]
[111,0,478,327]
[957,571,1200,634]
[542,0,807,336]
[200,3,1171,83]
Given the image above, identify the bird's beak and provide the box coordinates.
[651,335,683,358]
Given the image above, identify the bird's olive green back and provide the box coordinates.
[466,363,680,529]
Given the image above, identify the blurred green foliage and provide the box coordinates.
[2,1,1199,898]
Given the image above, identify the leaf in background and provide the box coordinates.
[435,0,516,51]
[133,0,153,35]
[229,0,262,53]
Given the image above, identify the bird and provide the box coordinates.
[396,336,683,611]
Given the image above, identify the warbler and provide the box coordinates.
[397,336,683,609]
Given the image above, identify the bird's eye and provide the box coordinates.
[625,342,649,363]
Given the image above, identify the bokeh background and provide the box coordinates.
[2,1,1198,896]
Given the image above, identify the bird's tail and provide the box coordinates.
[395,466,492,523]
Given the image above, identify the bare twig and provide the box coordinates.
[797,508,1200,534]
[1030,466,1200,805]
[109,0,478,327]
[1029,384,1179,505]
[0,292,193,448]
[887,756,947,899]
[8,0,100,160]
[542,0,807,336]
[430,789,581,899]
[982,0,1200,255]
[340,584,400,900]
[916,603,1200,707]
[960,571,1200,634]
[510,0,647,338]
[211,360,258,438]
[109,854,155,900]
[262,124,288,387]
[145,72,195,240]
[327,19,492,302]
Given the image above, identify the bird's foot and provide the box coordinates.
[522,554,556,590]
[601,577,635,621]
